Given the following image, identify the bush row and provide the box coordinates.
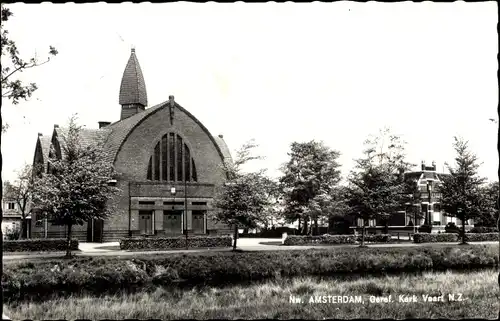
[283,234,392,245]
[413,233,499,243]
[3,238,79,252]
[3,244,497,302]
[465,233,499,242]
[119,235,232,250]
[470,227,499,234]
[413,233,459,243]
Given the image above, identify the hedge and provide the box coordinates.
[413,233,499,243]
[283,234,392,245]
[3,244,498,302]
[413,233,459,243]
[120,235,232,250]
[3,238,79,252]
[470,227,499,234]
[464,233,499,242]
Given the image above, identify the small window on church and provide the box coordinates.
[176,135,183,181]
[147,157,152,180]
[154,142,160,180]
[162,136,168,181]
[184,144,191,182]
[192,159,197,182]
[169,133,175,181]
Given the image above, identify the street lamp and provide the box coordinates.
[170,186,176,202]
[170,185,188,249]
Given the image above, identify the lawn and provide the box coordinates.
[4,269,498,320]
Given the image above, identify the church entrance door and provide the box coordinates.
[139,211,153,235]
[192,211,205,234]
[86,218,104,242]
[163,210,182,234]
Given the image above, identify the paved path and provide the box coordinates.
[3,239,498,261]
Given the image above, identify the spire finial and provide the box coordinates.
[131,45,135,53]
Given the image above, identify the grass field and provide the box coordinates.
[4,269,498,320]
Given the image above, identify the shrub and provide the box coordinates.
[283,235,357,245]
[470,226,499,234]
[119,236,232,250]
[445,222,461,234]
[414,232,499,243]
[359,234,392,243]
[413,233,459,243]
[283,234,392,245]
[418,225,433,233]
[4,224,21,241]
[464,233,499,242]
[3,238,79,252]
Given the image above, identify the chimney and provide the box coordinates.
[54,124,59,129]
[421,161,425,171]
[98,121,111,129]
[431,161,436,171]
[218,134,224,139]
[38,133,43,137]
[169,95,175,107]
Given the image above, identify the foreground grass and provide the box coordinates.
[4,269,499,320]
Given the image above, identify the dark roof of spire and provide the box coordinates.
[119,48,148,107]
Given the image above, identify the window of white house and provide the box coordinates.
[432,212,441,225]
[8,202,15,210]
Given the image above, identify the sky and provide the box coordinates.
[1,2,498,184]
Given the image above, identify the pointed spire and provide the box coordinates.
[119,48,148,120]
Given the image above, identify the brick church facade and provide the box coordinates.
[31,48,232,242]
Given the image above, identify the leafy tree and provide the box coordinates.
[32,116,118,257]
[1,5,58,106]
[344,128,413,247]
[8,164,34,239]
[279,140,342,235]
[402,177,424,229]
[474,181,499,227]
[438,137,487,244]
[212,140,277,250]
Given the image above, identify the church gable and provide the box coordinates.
[112,99,227,184]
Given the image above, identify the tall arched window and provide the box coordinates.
[146,133,198,182]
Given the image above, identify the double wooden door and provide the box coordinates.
[192,211,205,234]
[139,211,153,235]
[163,210,182,234]
[87,218,103,242]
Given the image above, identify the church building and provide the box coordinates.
[31,48,232,242]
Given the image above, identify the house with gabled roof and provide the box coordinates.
[31,48,232,242]
[402,161,474,231]
[352,161,474,234]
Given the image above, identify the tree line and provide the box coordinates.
[213,128,499,247]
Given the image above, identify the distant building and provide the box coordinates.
[1,181,24,238]
[31,48,232,242]
[349,161,474,233]
[402,161,473,230]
